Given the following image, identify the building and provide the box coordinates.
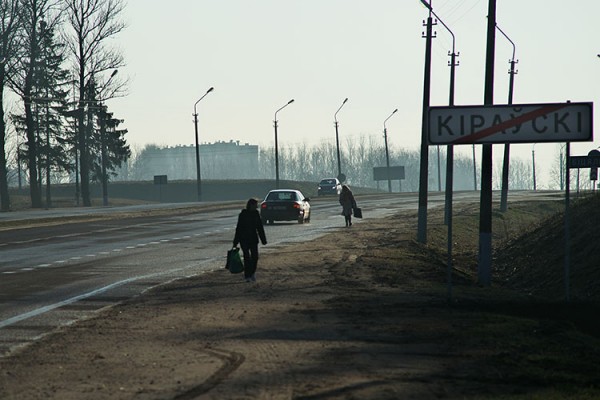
[138,141,259,181]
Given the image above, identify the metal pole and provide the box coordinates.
[193,87,214,202]
[436,146,442,191]
[274,99,295,189]
[274,119,279,189]
[45,96,51,208]
[472,144,477,190]
[100,108,108,206]
[560,147,564,190]
[478,0,496,287]
[564,142,571,301]
[193,111,201,201]
[383,109,398,193]
[334,98,348,181]
[532,144,537,191]
[498,24,517,213]
[417,5,434,244]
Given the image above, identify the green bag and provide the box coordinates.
[226,247,244,274]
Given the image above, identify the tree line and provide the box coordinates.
[117,136,545,193]
[0,0,129,210]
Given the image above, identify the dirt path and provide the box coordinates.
[1,208,598,399]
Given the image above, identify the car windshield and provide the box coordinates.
[320,179,336,185]
[267,191,298,201]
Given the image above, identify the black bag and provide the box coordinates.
[353,207,362,219]
[225,247,244,274]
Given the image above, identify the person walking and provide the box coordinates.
[233,198,267,282]
[339,185,356,227]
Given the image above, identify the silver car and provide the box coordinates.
[260,189,311,224]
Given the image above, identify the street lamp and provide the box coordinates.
[383,109,398,193]
[334,98,348,182]
[274,99,295,189]
[99,69,118,207]
[193,86,214,202]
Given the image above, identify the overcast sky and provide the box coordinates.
[110,0,600,187]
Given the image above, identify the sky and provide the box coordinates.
[109,0,600,188]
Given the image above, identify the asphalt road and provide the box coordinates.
[0,193,439,357]
[0,190,562,357]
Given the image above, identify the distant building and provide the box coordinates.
[138,141,259,180]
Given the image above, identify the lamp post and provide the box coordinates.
[99,69,118,207]
[334,98,348,182]
[274,99,294,189]
[383,109,398,193]
[193,86,214,202]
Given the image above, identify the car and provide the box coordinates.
[260,189,311,224]
[317,178,342,196]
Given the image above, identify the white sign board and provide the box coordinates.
[428,102,593,145]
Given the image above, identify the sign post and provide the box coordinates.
[154,175,168,203]
[429,101,593,290]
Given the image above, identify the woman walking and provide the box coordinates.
[233,198,267,282]
[339,185,356,227]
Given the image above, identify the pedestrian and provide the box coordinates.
[339,185,357,227]
[233,198,267,282]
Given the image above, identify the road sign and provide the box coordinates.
[373,166,405,181]
[568,155,600,169]
[153,175,167,185]
[428,102,593,145]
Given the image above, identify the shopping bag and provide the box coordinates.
[225,247,244,274]
[353,207,363,219]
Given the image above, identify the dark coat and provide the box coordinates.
[339,189,356,216]
[233,209,267,246]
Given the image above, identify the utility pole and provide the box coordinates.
[417,0,435,244]
[498,24,517,212]
[334,98,348,182]
[423,2,459,301]
[383,109,398,193]
[478,0,497,286]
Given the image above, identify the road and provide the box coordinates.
[0,193,433,356]
[0,190,561,357]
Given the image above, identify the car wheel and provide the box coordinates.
[298,216,304,224]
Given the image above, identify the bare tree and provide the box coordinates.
[63,0,126,206]
[0,0,22,211]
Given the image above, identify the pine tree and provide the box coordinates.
[10,13,70,208]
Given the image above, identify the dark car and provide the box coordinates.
[317,178,341,196]
[260,189,311,224]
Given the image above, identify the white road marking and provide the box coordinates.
[0,263,209,329]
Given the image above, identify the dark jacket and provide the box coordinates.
[233,209,267,246]
[339,189,356,216]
